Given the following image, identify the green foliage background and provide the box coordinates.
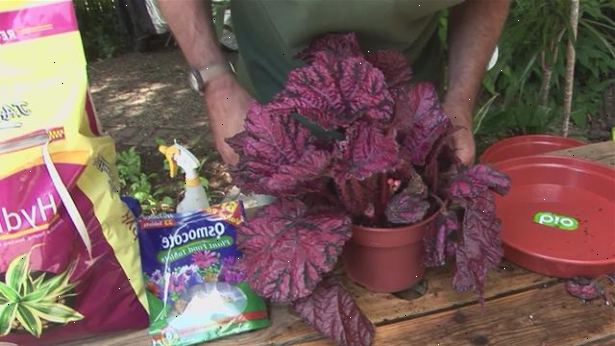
[74,0,128,61]
[471,0,615,149]
[73,0,230,61]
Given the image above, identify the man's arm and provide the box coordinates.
[443,0,511,165]
[158,0,251,164]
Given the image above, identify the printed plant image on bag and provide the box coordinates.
[0,252,82,338]
[0,1,148,344]
[144,253,241,306]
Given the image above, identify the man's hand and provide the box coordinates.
[158,0,250,165]
[443,101,476,165]
[203,72,252,165]
[445,0,510,165]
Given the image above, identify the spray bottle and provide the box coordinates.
[159,141,210,213]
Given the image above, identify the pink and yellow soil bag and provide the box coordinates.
[0,1,148,344]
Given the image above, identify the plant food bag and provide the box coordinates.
[0,1,148,344]
[138,201,269,346]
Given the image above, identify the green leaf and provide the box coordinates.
[6,253,30,293]
[133,191,150,202]
[15,305,43,337]
[45,281,74,301]
[32,273,46,289]
[161,196,174,206]
[38,264,75,299]
[0,303,17,336]
[200,177,210,189]
[571,110,588,127]
[25,302,84,324]
[473,93,500,135]
[580,20,615,58]
[0,282,19,302]
[38,271,68,295]
[153,187,167,196]
[23,276,35,296]
[22,287,49,303]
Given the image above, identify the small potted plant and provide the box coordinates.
[226,33,510,346]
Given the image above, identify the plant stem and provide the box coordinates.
[562,0,580,137]
[378,173,389,225]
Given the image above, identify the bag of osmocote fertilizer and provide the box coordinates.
[138,201,269,346]
[0,1,148,344]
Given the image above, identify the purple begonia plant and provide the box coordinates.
[226,33,511,345]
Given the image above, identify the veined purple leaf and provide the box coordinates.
[332,122,399,181]
[366,50,412,89]
[385,172,430,225]
[565,275,615,304]
[270,56,394,130]
[336,57,395,124]
[295,33,362,63]
[237,200,351,302]
[268,62,343,130]
[452,193,502,299]
[226,103,330,195]
[292,277,375,346]
[401,82,452,165]
[424,211,460,267]
[335,176,378,223]
[226,130,248,157]
[385,193,429,225]
[565,277,602,301]
[423,136,459,193]
[450,164,511,197]
[391,84,415,131]
[404,168,429,197]
[449,165,511,301]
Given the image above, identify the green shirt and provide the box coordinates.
[230,0,464,102]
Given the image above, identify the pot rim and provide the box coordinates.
[349,206,442,247]
[480,134,585,164]
[352,194,447,233]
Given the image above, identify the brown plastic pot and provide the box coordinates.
[342,211,441,293]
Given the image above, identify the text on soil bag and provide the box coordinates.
[0,193,57,234]
[1,101,31,121]
[0,29,17,43]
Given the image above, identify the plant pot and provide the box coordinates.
[342,211,441,293]
[479,134,585,164]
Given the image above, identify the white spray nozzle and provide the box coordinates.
[159,141,200,180]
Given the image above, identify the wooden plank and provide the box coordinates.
[297,283,615,346]
[343,262,556,325]
[549,141,615,167]
[76,262,556,346]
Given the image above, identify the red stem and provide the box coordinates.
[378,173,389,225]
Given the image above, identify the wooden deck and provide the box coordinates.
[77,141,615,346]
